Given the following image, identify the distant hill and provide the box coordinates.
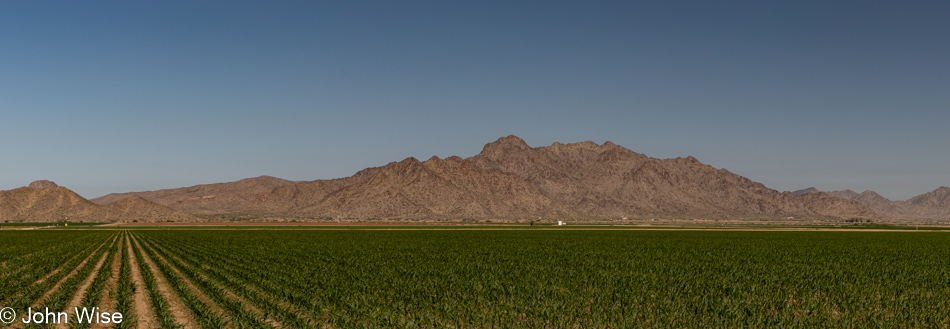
[791,187,820,196]
[92,176,296,214]
[111,135,876,221]
[0,181,198,223]
[822,188,950,220]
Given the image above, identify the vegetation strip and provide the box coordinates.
[85,235,117,329]
[103,233,137,329]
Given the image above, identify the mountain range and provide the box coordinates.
[99,135,878,221]
[3,136,947,223]
[793,187,950,220]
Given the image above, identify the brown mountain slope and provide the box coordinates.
[248,155,570,219]
[907,187,950,207]
[98,196,200,223]
[0,181,198,222]
[826,189,860,200]
[91,175,295,214]
[902,187,950,219]
[243,136,874,220]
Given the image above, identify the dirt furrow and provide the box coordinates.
[124,233,158,329]
[129,234,195,328]
[91,235,123,329]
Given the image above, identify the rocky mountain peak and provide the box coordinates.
[479,135,531,157]
[28,180,59,189]
[791,187,819,196]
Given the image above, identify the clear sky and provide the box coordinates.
[1,1,948,200]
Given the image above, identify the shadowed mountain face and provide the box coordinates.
[1,181,197,222]
[805,188,950,220]
[791,187,820,196]
[121,135,874,220]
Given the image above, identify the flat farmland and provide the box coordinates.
[1,230,948,328]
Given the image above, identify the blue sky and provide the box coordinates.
[1,1,948,200]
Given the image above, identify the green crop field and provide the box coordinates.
[1,230,948,328]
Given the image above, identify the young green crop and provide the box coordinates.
[26,234,116,329]
[134,234,272,329]
[132,230,950,328]
[1,232,113,319]
[3,230,949,328]
[139,234,309,328]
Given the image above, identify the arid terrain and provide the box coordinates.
[794,186,950,221]
[3,136,948,223]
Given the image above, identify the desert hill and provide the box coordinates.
[120,135,876,221]
[791,187,820,196]
[92,176,295,214]
[28,180,59,189]
[0,181,198,222]
[801,187,950,220]
[0,183,100,222]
